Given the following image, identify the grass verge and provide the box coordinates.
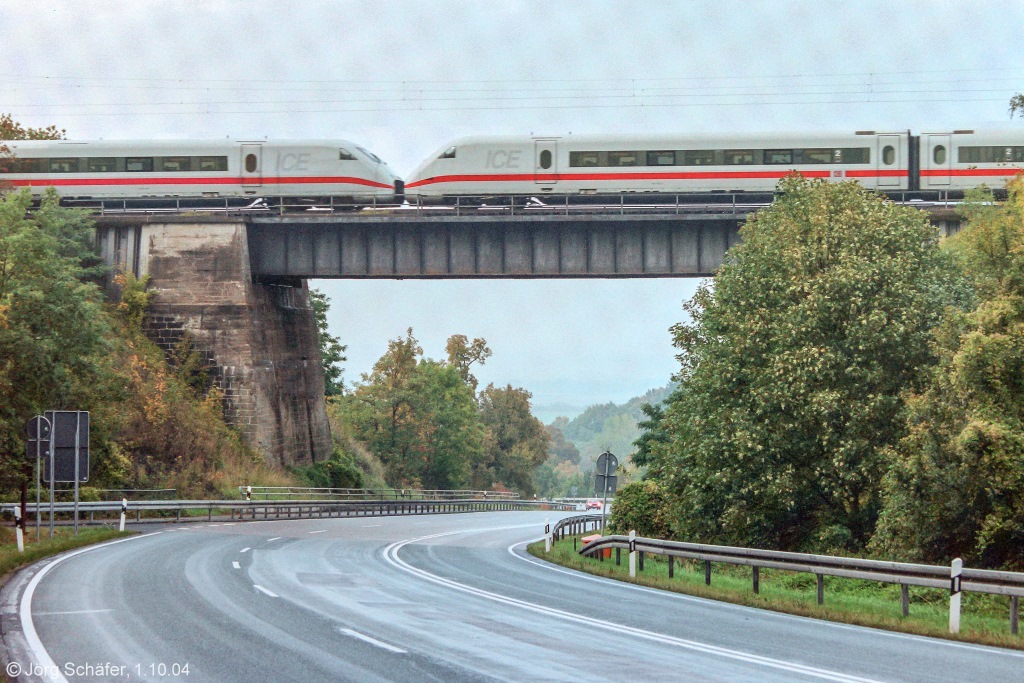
[528,534,1023,650]
[0,525,130,586]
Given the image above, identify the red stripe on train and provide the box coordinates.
[3,176,393,189]
[405,169,908,188]
[919,168,1024,177]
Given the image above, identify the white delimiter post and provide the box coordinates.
[119,498,127,533]
[629,530,637,578]
[14,506,24,553]
[950,558,963,633]
[544,518,551,553]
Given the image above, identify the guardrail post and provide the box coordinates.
[638,550,644,572]
[1012,596,1019,635]
[14,506,23,553]
[705,560,712,586]
[816,574,824,605]
[950,558,963,634]
[668,555,674,578]
[629,530,636,578]
[119,499,127,532]
[752,566,760,594]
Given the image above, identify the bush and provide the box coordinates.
[608,480,673,538]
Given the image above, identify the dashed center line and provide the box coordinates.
[362,524,382,528]
[338,627,407,653]
[253,585,278,598]
[308,530,327,534]
[266,537,282,542]
[240,547,251,553]
[232,561,241,570]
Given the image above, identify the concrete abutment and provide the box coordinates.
[98,221,331,467]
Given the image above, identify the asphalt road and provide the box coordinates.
[3,511,1022,682]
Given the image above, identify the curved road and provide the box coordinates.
[2,512,1021,682]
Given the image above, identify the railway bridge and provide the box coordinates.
[92,198,961,467]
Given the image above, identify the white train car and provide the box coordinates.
[920,129,1024,192]
[405,132,912,198]
[0,139,402,202]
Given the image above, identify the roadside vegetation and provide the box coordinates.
[0,525,128,584]
[528,534,1023,649]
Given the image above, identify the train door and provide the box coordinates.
[876,135,901,187]
[534,139,558,185]
[241,143,263,187]
[926,134,951,187]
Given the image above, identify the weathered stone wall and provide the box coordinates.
[127,222,331,467]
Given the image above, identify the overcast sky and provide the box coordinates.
[3,1,1023,417]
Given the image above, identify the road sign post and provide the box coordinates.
[595,451,618,531]
[26,415,51,541]
[42,411,90,537]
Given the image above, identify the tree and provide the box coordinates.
[873,180,1024,568]
[309,288,346,396]
[1011,94,1024,119]
[545,424,580,464]
[652,176,968,552]
[476,384,549,494]
[0,189,112,491]
[0,113,65,175]
[445,334,491,394]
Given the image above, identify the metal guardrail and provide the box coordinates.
[565,531,1023,635]
[237,486,520,501]
[1,497,572,527]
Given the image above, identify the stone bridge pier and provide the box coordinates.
[97,218,331,467]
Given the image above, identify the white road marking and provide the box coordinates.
[338,627,407,653]
[240,547,251,553]
[232,561,241,569]
[362,524,382,528]
[308,530,326,534]
[253,584,279,598]
[507,540,1024,661]
[267,537,282,542]
[34,609,114,616]
[19,532,163,683]
[385,530,885,683]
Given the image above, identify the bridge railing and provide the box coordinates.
[69,189,961,219]
[567,531,1023,635]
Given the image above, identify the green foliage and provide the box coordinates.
[652,176,968,553]
[293,445,364,489]
[545,424,580,464]
[309,288,347,396]
[607,479,673,538]
[114,272,152,331]
[0,189,112,492]
[476,384,549,495]
[1011,94,1024,119]
[445,334,491,394]
[874,178,1024,568]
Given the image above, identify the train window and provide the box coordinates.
[48,158,80,173]
[647,151,676,166]
[160,157,192,172]
[842,148,870,164]
[959,146,1024,163]
[539,150,552,169]
[339,148,356,161]
[244,154,258,173]
[682,150,715,166]
[933,145,947,165]
[882,146,895,165]
[608,151,639,166]
[9,158,46,173]
[569,151,601,167]
[764,150,793,165]
[87,157,117,172]
[356,146,381,163]
[723,150,755,165]
[198,156,228,171]
[126,157,154,172]
[439,147,457,159]
[799,149,834,164]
